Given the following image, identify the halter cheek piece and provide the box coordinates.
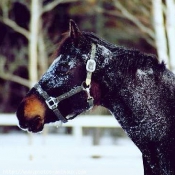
[34,43,97,123]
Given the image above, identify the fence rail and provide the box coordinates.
[0,113,121,145]
[0,113,18,126]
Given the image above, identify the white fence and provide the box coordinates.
[0,113,121,145]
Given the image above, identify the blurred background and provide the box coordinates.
[0,0,175,174]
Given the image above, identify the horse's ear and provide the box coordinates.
[69,19,81,39]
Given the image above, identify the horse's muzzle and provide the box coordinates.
[17,109,44,133]
[21,117,43,133]
[16,94,46,133]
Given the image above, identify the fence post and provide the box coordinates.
[72,124,83,145]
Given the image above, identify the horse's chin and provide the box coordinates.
[27,123,44,133]
[19,124,44,133]
[19,111,82,133]
[18,116,45,133]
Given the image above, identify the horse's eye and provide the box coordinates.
[57,64,69,74]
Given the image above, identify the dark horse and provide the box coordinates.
[17,20,175,175]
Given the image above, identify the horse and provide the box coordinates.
[16,20,175,175]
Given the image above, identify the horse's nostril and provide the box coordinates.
[27,115,43,132]
[33,115,41,123]
[29,115,41,127]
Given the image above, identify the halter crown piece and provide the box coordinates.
[34,43,97,123]
[86,43,96,86]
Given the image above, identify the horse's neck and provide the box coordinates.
[94,51,126,109]
[94,46,130,101]
[94,46,167,119]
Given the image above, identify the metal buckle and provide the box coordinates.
[87,97,94,109]
[86,60,96,72]
[45,97,58,110]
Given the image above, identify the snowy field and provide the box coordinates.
[0,130,143,175]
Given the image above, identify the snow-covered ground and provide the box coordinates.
[0,131,143,175]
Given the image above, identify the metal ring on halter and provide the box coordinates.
[81,81,94,109]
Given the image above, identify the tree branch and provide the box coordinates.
[41,0,79,14]
[95,6,124,19]
[95,6,155,47]
[0,17,30,40]
[113,1,155,39]
[0,73,30,87]
[152,0,169,64]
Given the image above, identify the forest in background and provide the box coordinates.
[0,0,175,113]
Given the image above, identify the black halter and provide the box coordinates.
[34,44,97,123]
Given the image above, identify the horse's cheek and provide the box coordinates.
[91,82,101,105]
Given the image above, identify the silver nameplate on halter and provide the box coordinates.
[86,60,96,72]
[46,97,58,110]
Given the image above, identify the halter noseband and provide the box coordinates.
[34,43,97,123]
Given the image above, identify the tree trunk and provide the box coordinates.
[28,0,41,87]
[165,0,175,72]
[152,0,169,67]
[38,21,48,77]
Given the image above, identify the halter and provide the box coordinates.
[34,43,97,123]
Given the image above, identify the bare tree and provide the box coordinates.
[28,0,40,87]
[95,0,175,72]
[113,1,155,46]
[152,0,169,67]
[95,0,155,47]
[0,0,79,88]
[165,0,175,71]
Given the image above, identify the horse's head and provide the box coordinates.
[16,20,107,132]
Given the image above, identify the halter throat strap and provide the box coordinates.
[34,43,97,123]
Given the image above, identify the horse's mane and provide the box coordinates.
[53,31,165,77]
[82,31,117,51]
[83,31,166,76]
